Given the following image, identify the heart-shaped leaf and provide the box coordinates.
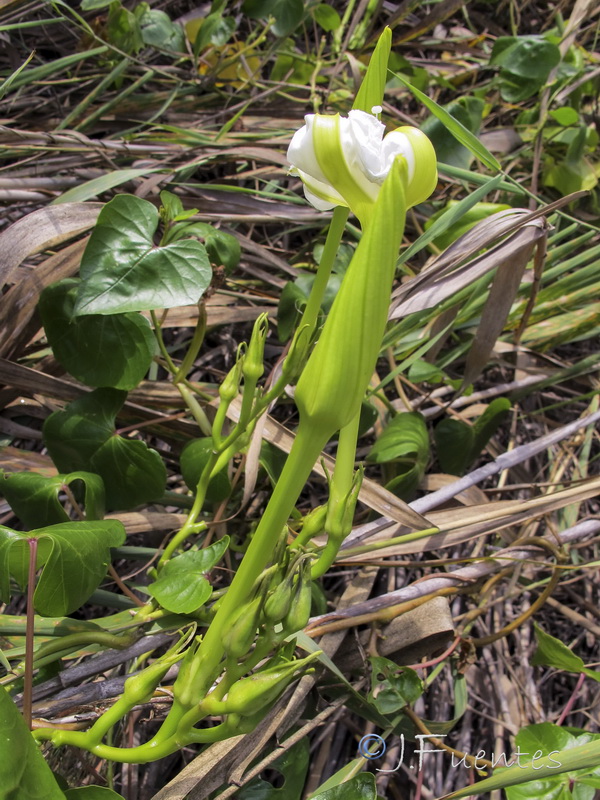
[0,520,125,616]
[148,537,229,613]
[366,412,429,501]
[435,398,511,476]
[39,279,156,390]
[74,195,212,315]
[368,656,423,715]
[43,389,167,510]
[0,685,65,800]
[0,470,104,528]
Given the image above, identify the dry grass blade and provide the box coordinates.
[340,475,600,559]
[0,202,101,286]
[390,194,585,320]
[461,224,547,387]
[309,519,600,628]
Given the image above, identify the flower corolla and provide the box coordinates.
[287,108,437,220]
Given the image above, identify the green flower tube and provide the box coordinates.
[293,157,407,438]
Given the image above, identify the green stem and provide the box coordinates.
[177,383,212,437]
[172,416,329,719]
[150,310,177,375]
[174,303,207,384]
[299,206,348,337]
[331,410,360,504]
[23,538,38,730]
[311,411,360,578]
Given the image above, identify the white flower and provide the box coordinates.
[287,109,437,218]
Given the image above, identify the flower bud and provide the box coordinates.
[221,594,262,658]
[283,560,312,634]
[243,312,269,384]
[325,465,364,543]
[219,348,244,403]
[287,109,437,224]
[213,651,320,717]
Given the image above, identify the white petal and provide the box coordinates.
[304,187,337,211]
[298,170,346,210]
[380,130,416,182]
[287,115,331,187]
[339,111,385,199]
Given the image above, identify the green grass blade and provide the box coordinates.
[0,51,35,100]
[399,174,503,264]
[51,168,160,204]
[442,738,600,799]
[391,73,501,171]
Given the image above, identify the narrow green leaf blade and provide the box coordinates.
[392,72,501,171]
[353,27,392,112]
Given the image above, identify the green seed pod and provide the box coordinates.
[122,650,182,706]
[283,560,313,634]
[219,348,244,403]
[222,652,320,716]
[221,594,262,658]
[263,573,295,623]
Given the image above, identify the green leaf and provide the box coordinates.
[80,0,112,9]
[0,520,125,616]
[471,398,512,454]
[407,359,446,384]
[138,6,185,51]
[311,4,341,32]
[391,72,500,171]
[435,399,511,476]
[43,389,167,510]
[366,412,429,500]
[421,97,484,169]
[180,438,232,504]
[0,470,105,528]
[52,169,157,205]
[148,538,229,614]
[445,737,600,799]
[235,736,310,799]
[532,624,600,682]
[91,436,167,510]
[39,279,155,390]
[368,657,423,714]
[175,222,241,272]
[65,788,126,799]
[190,12,235,51]
[549,108,579,126]
[242,0,304,37]
[434,419,474,476]
[74,195,212,315]
[353,27,391,113]
[310,773,377,800]
[491,36,561,101]
[0,685,65,800]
